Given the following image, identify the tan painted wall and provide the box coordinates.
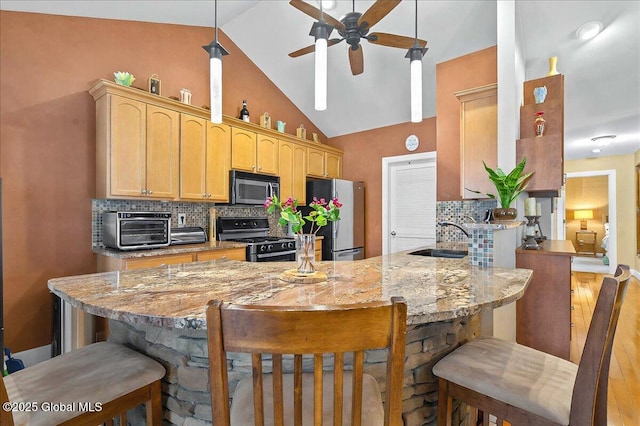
[0,11,325,352]
[329,119,437,258]
[435,46,497,201]
[565,154,636,268]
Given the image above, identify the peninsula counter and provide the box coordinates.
[48,251,532,425]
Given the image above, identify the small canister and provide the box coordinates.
[296,124,306,139]
[260,112,271,129]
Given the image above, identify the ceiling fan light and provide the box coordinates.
[576,21,603,40]
[591,134,616,146]
[314,37,327,111]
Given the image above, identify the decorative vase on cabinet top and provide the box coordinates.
[547,56,559,76]
[534,111,546,137]
[533,86,547,104]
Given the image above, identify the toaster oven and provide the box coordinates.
[103,211,171,250]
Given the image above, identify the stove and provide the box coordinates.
[217,217,296,262]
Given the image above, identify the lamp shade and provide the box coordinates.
[574,210,593,220]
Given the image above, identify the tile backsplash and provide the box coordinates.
[93,199,496,248]
[92,199,276,248]
[436,200,497,242]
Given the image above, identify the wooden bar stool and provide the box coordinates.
[1,341,165,425]
[206,297,407,426]
[433,265,631,426]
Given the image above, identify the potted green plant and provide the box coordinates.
[467,157,533,221]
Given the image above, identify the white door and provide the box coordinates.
[382,152,437,254]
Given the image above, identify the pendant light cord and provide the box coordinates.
[414,0,418,42]
[214,0,219,42]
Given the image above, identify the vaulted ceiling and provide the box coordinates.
[2,0,638,160]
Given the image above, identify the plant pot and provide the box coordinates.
[295,234,316,274]
[493,208,518,222]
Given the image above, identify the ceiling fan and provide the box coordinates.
[289,0,428,75]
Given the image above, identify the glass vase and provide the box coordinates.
[295,234,316,274]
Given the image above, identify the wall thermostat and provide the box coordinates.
[405,134,419,151]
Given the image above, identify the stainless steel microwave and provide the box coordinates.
[230,170,279,205]
[103,211,171,250]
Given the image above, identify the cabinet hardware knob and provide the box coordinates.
[207,193,212,197]
[141,189,147,194]
[148,189,153,195]
[391,231,396,236]
[252,165,256,169]
[202,194,207,198]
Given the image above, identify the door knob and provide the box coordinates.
[391,231,396,236]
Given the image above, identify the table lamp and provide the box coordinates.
[574,210,593,230]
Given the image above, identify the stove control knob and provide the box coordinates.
[260,245,267,252]
[287,242,295,249]
[252,221,257,227]
[267,244,274,252]
[281,242,287,250]
[234,221,240,227]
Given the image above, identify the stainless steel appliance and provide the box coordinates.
[230,170,279,205]
[103,211,171,250]
[170,227,207,245]
[305,179,365,261]
[217,217,296,262]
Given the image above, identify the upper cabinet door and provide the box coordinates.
[456,84,497,199]
[325,152,342,179]
[145,104,179,199]
[231,127,257,172]
[307,147,326,178]
[206,122,231,202]
[256,134,279,175]
[109,96,146,197]
[180,114,208,200]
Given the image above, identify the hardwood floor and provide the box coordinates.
[570,271,640,426]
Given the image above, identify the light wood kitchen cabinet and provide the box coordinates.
[195,247,245,261]
[455,84,497,199]
[97,253,195,271]
[180,114,231,202]
[96,95,179,199]
[231,128,279,175]
[90,80,342,201]
[279,140,306,203]
[307,147,342,179]
[516,240,575,360]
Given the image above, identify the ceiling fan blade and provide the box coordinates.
[349,45,364,75]
[289,0,346,31]
[289,38,342,58]
[358,0,401,29]
[368,32,427,49]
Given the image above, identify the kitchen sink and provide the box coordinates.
[408,248,468,258]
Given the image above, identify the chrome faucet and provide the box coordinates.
[437,221,471,238]
[462,214,476,223]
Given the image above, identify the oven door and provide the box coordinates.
[254,250,296,262]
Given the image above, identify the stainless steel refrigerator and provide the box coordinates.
[305,179,365,261]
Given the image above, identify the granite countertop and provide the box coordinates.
[49,250,532,329]
[93,240,248,259]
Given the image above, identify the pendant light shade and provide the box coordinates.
[203,0,228,124]
[406,0,427,123]
[310,20,332,111]
[409,49,423,123]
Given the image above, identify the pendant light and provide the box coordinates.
[405,0,427,123]
[202,0,229,124]
[310,2,333,111]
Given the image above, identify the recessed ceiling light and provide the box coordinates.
[576,21,603,40]
[591,134,616,146]
[591,148,602,153]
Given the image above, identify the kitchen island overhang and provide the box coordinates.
[48,251,532,329]
[48,252,532,426]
